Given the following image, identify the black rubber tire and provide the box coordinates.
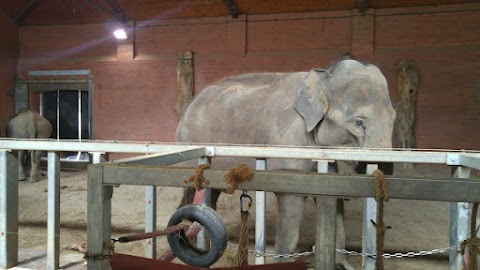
[167,204,228,268]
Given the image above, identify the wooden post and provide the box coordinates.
[394,60,420,169]
[175,51,194,119]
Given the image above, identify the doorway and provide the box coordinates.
[41,90,90,160]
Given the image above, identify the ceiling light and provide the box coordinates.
[113,29,127,40]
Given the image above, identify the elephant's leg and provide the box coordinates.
[179,186,196,208]
[17,151,26,181]
[274,193,306,261]
[29,150,42,182]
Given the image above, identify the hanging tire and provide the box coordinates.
[167,204,228,268]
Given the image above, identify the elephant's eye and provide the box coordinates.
[355,118,365,129]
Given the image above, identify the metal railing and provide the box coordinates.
[1,139,479,270]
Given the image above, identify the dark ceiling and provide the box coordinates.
[0,0,476,26]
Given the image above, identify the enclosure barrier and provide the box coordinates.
[1,139,480,270]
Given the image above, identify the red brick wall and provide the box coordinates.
[15,3,480,150]
[0,12,18,135]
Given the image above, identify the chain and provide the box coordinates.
[228,242,458,259]
[228,242,314,258]
[336,245,455,258]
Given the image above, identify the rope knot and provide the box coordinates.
[183,164,211,191]
[223,163,254,194]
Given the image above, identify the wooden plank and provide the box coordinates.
[101,165,480,203]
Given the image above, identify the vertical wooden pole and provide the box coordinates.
[315,161,336,270]
[394,60,420,169]
[175,51,194,119]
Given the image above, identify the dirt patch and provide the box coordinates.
[13,165,455,269]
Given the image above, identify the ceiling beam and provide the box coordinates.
[358,0,368,13]
[222,0,239,19]
[13,0,42,25]
[82,0,123,22]
[106,0,128,24]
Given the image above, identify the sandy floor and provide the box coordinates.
[11,164,461,269]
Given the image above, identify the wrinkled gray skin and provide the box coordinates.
[7,109,52,182]
[176,59,396,269]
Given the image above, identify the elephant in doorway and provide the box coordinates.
[175,59,396,269]
[7,109,53,182]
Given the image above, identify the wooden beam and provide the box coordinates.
[358,0,368,13]
[82,0,122,22]
[101,165,480,203]
[106,0,128,23]
[13,0,42,25]
[222,0,239,19]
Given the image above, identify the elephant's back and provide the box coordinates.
[176,72,306,144]
[7,111,52,139]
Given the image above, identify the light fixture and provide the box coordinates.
[113,28,127,40]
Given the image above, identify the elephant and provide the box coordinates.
[175,59,396,269]
[7,109,53,182]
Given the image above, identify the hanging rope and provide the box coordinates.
[234,192,252,266]
[183,164,211,191]
[372,169,389,270]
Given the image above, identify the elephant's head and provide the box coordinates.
[294,60,396,171]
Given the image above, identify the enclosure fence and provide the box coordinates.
[1,139,480,270]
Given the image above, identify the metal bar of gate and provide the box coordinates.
[362,164,379,270]
[0,151,18,269]
[47,152,60,270]
[2,140,479,165]
[145,186,156,259]
[87,153,111,270]
[255,159,266,265]
[449,166,471,270]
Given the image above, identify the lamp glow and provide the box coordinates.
[113,29,127,40]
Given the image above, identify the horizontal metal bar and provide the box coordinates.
[102,165,480,203]
[0,140,206,155]
[114,148,207,165]
[1,140,479,166]
[28,70,91,76]
[459,154,480,170]
[21,80,91,84]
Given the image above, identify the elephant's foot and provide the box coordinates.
[18,176,26,181]
[28,176,39,183]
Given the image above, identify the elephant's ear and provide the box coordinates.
[294,70,328,132]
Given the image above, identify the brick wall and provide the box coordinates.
[14,3,480,150]
[0,12,18,135]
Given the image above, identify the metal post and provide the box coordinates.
[197,157,211,251]
[255,159,267,265]
[47,152,60,270]
[145,186,157,259]
[87,153,112,270]
[315,161,336,270]
[449,166,471,270]
[362,164,378,270]
[0,151,19,269]
[198,157,211,206]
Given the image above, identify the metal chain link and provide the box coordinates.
[228,242,458,259]
[336,245,455,259]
